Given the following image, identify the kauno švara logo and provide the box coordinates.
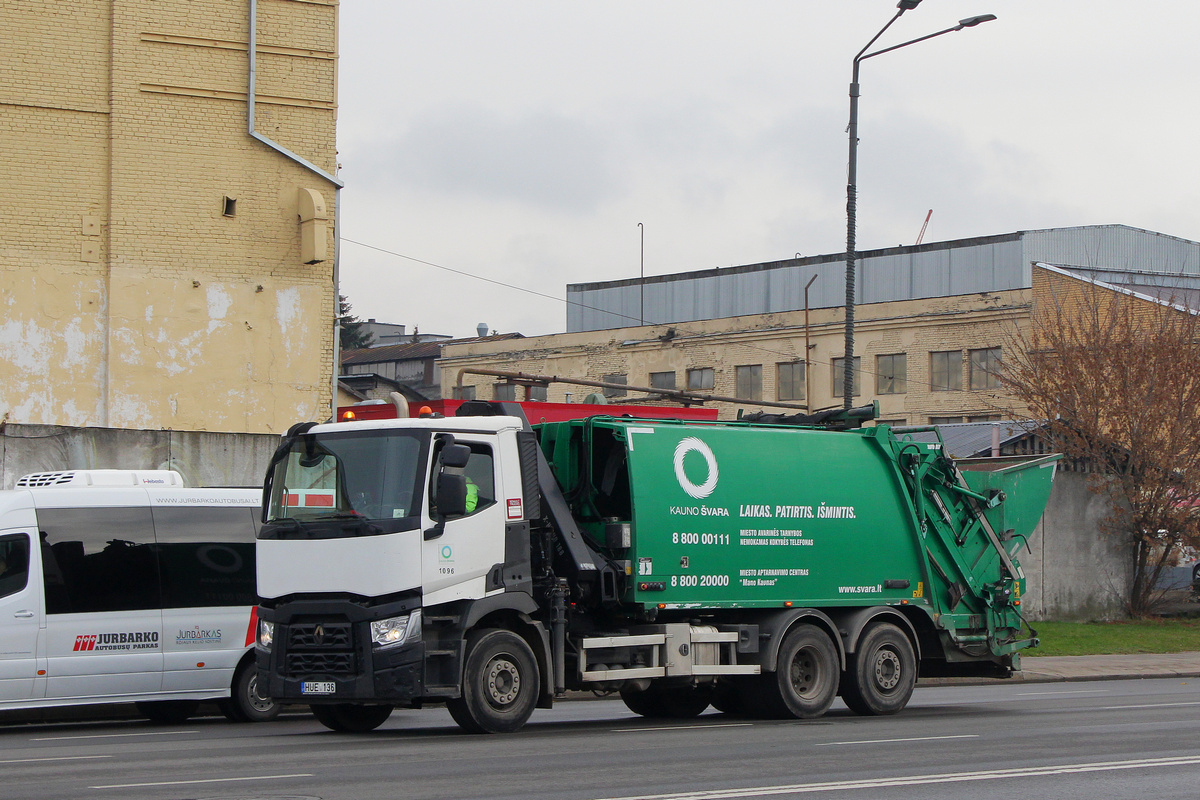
[674,437,719,499]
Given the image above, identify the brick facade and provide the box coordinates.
[0,0,339,433]
[441,289,1033,424]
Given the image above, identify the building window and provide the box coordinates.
[969,347,1002,391]
[875,418,907,427]
[602,373,628,398]
[687,368,714,391]
[527,385,548,402]
[930,350,963,392]
[494,383,517,401]
[735,365,762,401]
[930,415,964,425]
[968,414,1001,422]
[832,357,860,398]
[453,385,476,400]
[876,353,907,395]
[649,371,676,391]
[777,362,805,401]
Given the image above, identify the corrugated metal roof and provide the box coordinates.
[566,225,1200,332]
[892,420,1043,459]
[342,333,524,365]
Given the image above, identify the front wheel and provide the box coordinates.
[840,622,917,716]
[219,662,280,722]
[751,623,839,719]
[447,628,540,734]
[311,703,394,732]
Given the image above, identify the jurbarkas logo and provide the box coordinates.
[72,632,160,652]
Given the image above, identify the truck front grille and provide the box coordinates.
[287,651,356,675]
[288,622,353,649]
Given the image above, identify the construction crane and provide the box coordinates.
[915,209,933,245]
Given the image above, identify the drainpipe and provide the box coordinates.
[248,1,345,418]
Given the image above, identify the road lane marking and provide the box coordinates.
[815,734,978,746]
[91,773,313,790]
[1014,689,1108,696]
[615,723,755,732]
[589,755,1200,799]
[34,730,199,741]
[1094,701,1200,710]
[0,755,113,764]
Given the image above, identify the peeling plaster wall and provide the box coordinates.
[0,0,338,434]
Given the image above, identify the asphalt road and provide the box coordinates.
[4,677,1199,800]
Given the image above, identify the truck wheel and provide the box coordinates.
[219,661,281,722]
[756,624,838,719]
[447,628,539,734]
[840,622,916,716]
[135,700,200,724]
[620,681,712,718]
[311,703,394,732]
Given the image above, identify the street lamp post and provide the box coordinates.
[843,2,996,408]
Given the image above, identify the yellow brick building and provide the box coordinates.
[440,289,1028,424]
[1,0,339,433]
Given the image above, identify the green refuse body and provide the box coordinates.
[537,416,1060,661]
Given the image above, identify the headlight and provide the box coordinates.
[370,610,421,649]
[257,619,274,649]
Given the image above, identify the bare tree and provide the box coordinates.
[1001,273,1200,616]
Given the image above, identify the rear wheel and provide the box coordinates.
[136,700,200,724]
[840,622,917,716]
[620,681,712,719]
[447,628,540,734]
[752,623,839,719]
[219,661,280,722]
[310,703,394,732]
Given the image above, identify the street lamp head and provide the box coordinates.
[897,0,922,9]
[958,14,997,28]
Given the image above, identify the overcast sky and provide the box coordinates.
[335,1,1200,339]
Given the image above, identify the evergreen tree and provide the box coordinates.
[338,295,374,351]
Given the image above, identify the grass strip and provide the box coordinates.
[1026,618,1200,657]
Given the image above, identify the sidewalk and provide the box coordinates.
[1012,651,1200,683]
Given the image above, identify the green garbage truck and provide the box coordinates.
[254,401,1059,733]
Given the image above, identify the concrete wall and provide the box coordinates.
[0,424,279,490]
[1022,470,1129,620]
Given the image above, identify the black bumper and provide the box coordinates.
[257,595,424,704]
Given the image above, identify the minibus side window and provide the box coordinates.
[0,534,30,599]
[152,506,258,608]
[38,507,160,614]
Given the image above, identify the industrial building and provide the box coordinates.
[440,225,1200,424]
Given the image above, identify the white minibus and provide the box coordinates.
[0,470,277,723]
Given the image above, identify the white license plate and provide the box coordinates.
[301,681,336,695]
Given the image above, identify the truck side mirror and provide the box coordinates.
[424,461,469,540]
[436,473,468,518]
[441,443,471,469]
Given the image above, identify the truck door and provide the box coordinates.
[422,439,506,605]
[0,532,40,703]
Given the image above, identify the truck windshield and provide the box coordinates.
[263,429,430,537]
